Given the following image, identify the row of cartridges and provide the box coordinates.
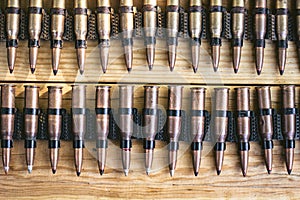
[0,84,297,177]
[4,0,298,75]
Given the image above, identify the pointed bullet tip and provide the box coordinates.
[76,171,81,177]
[242,171,246,177]
[148,65,153,71]
[257,70,261,75]
[127,68,132,73]
[79,70,84,75]
[4,167,9,174]
[194,171,198,177]
[146,168,151,176]
[52,169,56,174]
[217,170,221,175]
[287,169,292,175]
[192,67,198,73]
[53,70,58,76]
[9,69,13,74]
[234,68,238,74]
[30,68,35,74]
[124,169,129,176]
[102,69,107,74]
[99,170,104,176]
[280,70,284,76]
[170,170,175,177]
[267,170,272,174]
[213,67,218,72]
[28,165,33,174]
[169,67,174,72]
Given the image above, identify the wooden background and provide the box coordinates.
[0,0,300,199]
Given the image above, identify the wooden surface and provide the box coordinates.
[1,0,300,199]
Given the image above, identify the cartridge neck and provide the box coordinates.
[52,0,65,9]
[74,0,88,8]
[7,0,20,7]
[29,0,43,7]
[97,0,111,7]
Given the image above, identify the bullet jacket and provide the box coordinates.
[256,86,273,174]
[120,0,134,72]
[1,84,16,174]
[51,0,66,75]
[167,85,183,177]
[190,87,206,176]
[6,0,20,73]
[28,0,43,73]
[47,86,63,174]
[231,0,245,73]
[209,0,223,71]
[143,0,158,70]
[24,85,40,173]
[97,0,111,73]
[95,85,111,175]
[281,85,296,174]
[74,0,88,74]
[143,86,160,175]
[189,0,202,73]
[235,87,251,176]
[119,85,134,176]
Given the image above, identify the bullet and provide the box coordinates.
[231,0,245,73]
[28,0,43,74]
[281,85,296,174]
[120,0,134,72]
[143,0,158,70]
[297,0,300,63]
[72,85,86,176]
[50,0,66,75]
[143,86,159,175]
[256,86,273,174]
[213,88,229,175]
[167,86,183,176]
[95,86,111,175]
[6,0,20,73]
[119,85,134,176]
[74,0,88,74]
[24,86,40,173]
[96,0,111,73]
[275,0,288,75]
[0,85,15,174]
[235,87,251,177]
[189,0,202,73]
[190,87,206,176]
[166,0,180,71]
[254,0,267,75]
[209,0,223,72]
[47,86,63,174]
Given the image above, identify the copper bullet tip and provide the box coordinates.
[255,47,264,73]
[100,46,109,73]
[216,170,221,175]
[76,171,81,177]
[124,45,133,72]
[7,47,17,72]
[99,170,104,176]
[233,46,241,73]
[146,44,155,69]
[212,45,220,71]
[285,148,294,175]
[52,169,56,174]
[280,70,284,76]
[168,45,177,71]
[29,47,38,72]
[257,69,261,75]
[169,169,175,177]
[287,169,292,175]
[53,70,58,76]
[234,68,238,73]
[30,67,35,74]
[242,170,246,177]
[77,48,86,74]
[278,48,286,74]
[191,44,200,73]
[52,48,61,73]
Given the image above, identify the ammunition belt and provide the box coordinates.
[11,106,297,144]
[0,6,296,42]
